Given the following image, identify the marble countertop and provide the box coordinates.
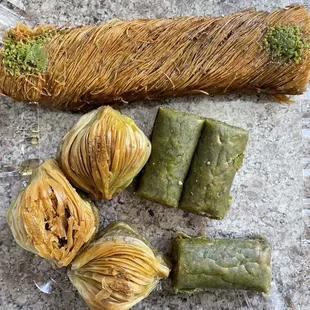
[0,0,309,309]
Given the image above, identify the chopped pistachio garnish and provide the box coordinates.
[264,25,308,64]
[2,29,55,76]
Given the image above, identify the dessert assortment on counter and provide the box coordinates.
[6,105,270,309]
[4,4,310,309]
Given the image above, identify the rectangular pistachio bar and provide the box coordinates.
[172,234,271,294]
[137,107,204,207]
[179,119,248,219]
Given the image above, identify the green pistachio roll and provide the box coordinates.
[172,233,271,294]
[179,119,248,219]
[137,107,204,208]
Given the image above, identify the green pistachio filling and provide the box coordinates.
[2,30,55,76]
[264,25,308,63]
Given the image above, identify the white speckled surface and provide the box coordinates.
[0,1,310,309]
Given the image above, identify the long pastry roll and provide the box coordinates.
[0,6,309,110]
